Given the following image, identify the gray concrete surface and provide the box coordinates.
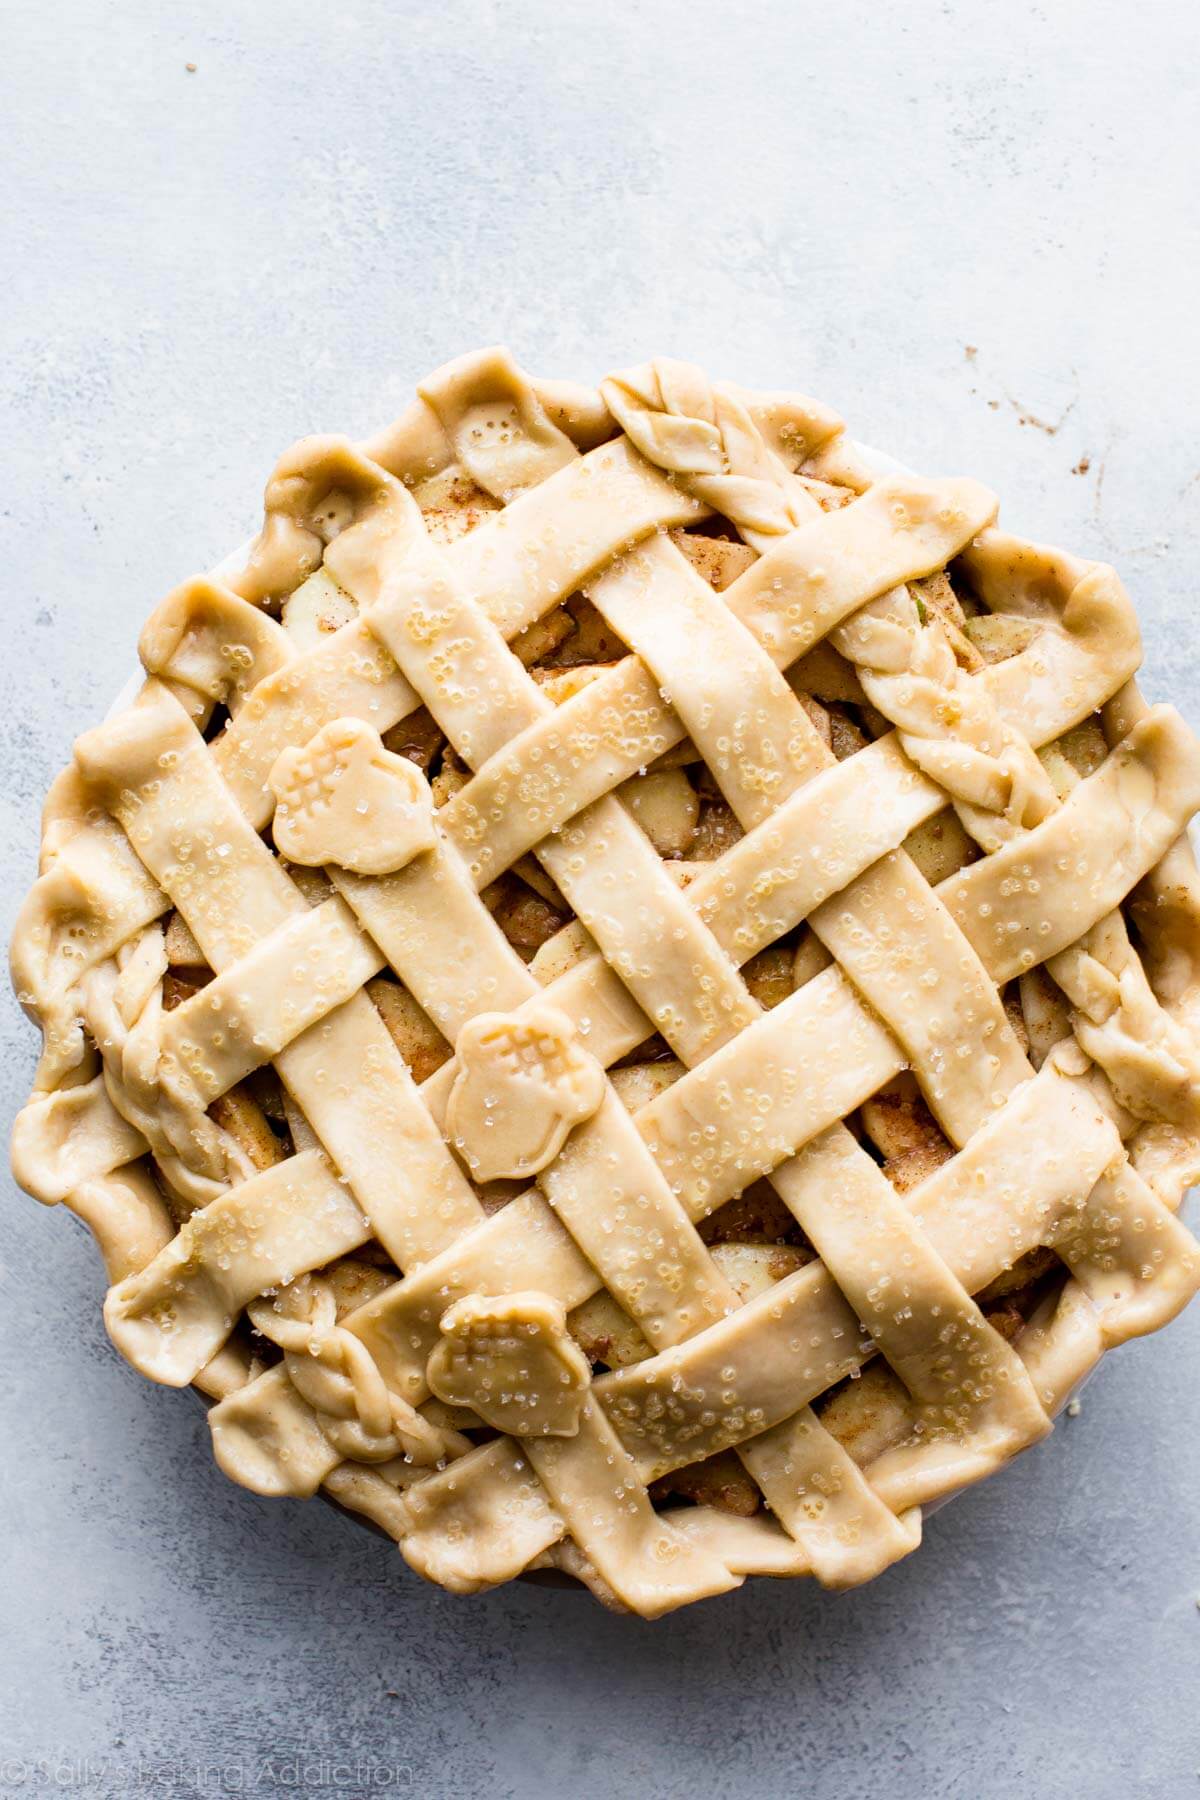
[3,2,1199,1795]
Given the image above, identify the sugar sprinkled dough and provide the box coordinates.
[11,349,1200,1616]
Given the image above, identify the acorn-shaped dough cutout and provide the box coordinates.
[426,1290,592,1438]
[268,716,436,876]
[446,1005,606,1183]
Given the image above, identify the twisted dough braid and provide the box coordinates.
[80,925,254,1207]
[599,360,813,552]
[607,364,1200,1128]
[833,584,1059,846]
[248,1275,459,1467]
[835,586,1200,1128]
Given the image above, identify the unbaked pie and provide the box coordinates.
[12,349,1200,1616]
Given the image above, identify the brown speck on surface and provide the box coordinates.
[1093,456,1108,521]
[1072,456,1091,475]
[965,344,978,360]
[1005,390,1076,437]
[987,399,1000,410]
[185,61,197,71]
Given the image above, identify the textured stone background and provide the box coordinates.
[2,2,1198,1795]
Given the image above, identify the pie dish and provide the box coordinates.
[11,349,1200,1618]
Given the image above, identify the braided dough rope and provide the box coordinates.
[10,351,1200,1617]
[246,1274,464,1467]
[600,360,816,551]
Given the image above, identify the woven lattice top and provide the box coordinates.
[12,349,1200,1616]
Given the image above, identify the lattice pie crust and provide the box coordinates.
[11,350,1200,1617]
